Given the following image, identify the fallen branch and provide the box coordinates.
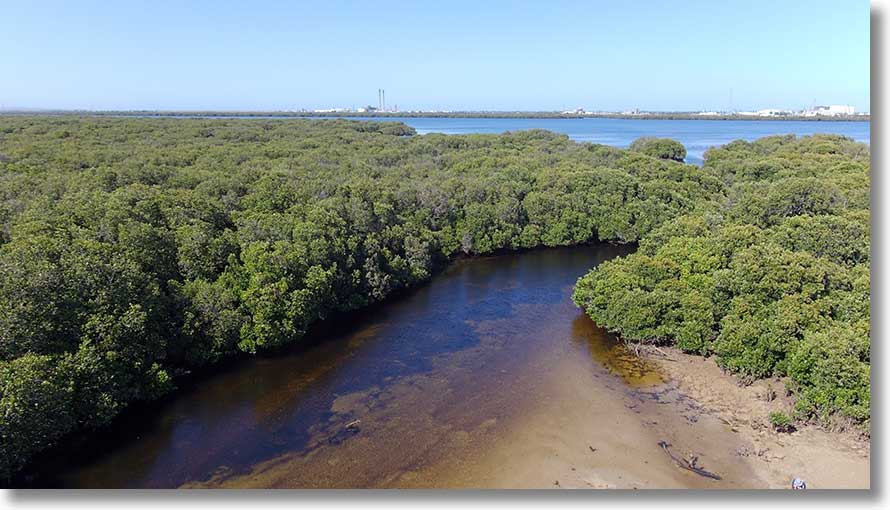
[657,441,722,480]
[628,343,678,362]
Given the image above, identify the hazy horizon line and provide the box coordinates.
[0,106,871,115]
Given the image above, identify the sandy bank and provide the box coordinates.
[640,347,869,489]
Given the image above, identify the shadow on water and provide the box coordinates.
[17,243,646,489]
[570,314,664,387]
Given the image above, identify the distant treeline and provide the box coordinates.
[0,110,870,122]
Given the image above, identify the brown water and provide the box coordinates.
[24,243,765,489]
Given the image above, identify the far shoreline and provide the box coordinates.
[0,110,870,122]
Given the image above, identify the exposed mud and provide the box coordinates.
[641,348,870,489]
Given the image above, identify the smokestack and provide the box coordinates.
[378,89,381,110]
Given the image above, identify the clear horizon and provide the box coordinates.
[1,0,870,112]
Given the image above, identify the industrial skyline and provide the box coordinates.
[300,91,866,117]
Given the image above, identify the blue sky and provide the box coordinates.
[1,0,870,112]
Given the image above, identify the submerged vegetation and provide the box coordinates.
[0,117,720,478]
[573,134,870,428]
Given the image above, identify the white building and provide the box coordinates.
[754,108,790,117]
[313,107,350,113]
[803,105,855,117]
[737,109,790,117]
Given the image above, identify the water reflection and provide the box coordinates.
[23,243,642,488]
[570,314,664,387]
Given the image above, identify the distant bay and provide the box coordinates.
[339,116,870,165]
[71,113,870,165]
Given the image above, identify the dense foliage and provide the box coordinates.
[573,134,870,427]
[0,117,720,478]
[629,137,687,162]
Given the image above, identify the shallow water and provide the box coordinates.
[25,243,682,488]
